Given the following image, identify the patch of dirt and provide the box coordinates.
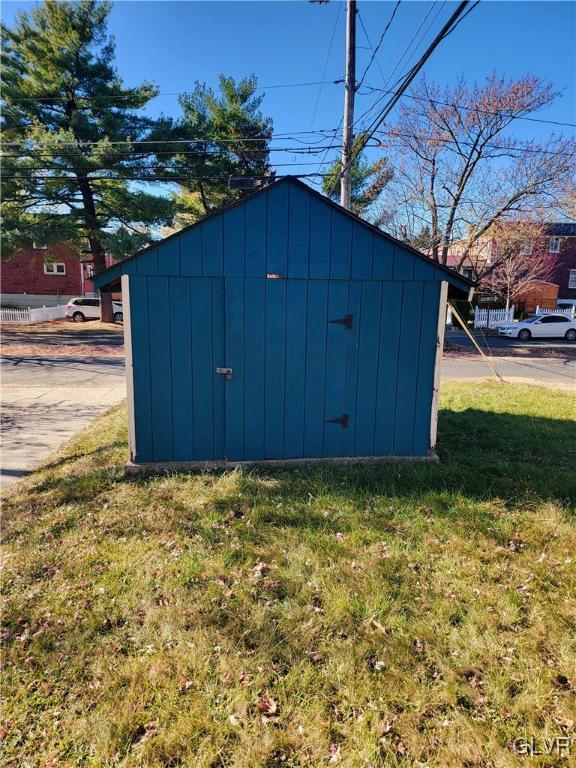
[1,319,121,335]
[1,319,124,357]
[1,343,124,358]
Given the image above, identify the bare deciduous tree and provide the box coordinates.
[370,75,575,278]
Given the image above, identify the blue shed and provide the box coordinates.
[93,176,472,470]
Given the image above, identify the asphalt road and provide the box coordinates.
[445,328,576,354]
[1,355,125,489]
[1,349,573,490]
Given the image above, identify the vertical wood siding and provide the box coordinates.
[124,180,455,462]
[169,277,193,460]
[129,274,442,462]
[243,279,266,460]
[303,280,329,456]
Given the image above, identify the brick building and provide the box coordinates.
[442,222,576,303]
[1,243,117,308]
[547,223,576,300]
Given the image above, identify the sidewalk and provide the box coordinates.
[1,356,125,488]
[441,355,576,389]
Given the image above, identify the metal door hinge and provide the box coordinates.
[325,413,349,428]
[330,314,353,329]
[216,367,233,380]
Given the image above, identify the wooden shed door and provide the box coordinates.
[223,278,356,462]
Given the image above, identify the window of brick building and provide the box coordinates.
[44,262,66,275]
[569,269,576,289]
[549,236,561,253]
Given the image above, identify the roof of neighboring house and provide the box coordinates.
[92,176,473,294]
[546,223,576,237]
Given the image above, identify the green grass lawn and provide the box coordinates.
[2,381,575,768]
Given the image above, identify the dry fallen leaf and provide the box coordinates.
[178,676,194,693]
[251,561,271,579]
[555,674,572,690]
[328,743,341,764]
[239,671,251,687]
[413,638,425,654]
[365,616,387,634]
[380,718,395,736]
[367,656,386,672]
[230,504,249,519]
[133,720,158,747]
[257,695,279,715]
[257,694,280,724]
[463,668,483,688]
[553,714,574,729]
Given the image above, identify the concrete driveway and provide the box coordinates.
[1,356,125,489]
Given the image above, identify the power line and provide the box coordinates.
[355,1,402,93]
[1,158,340,168]
[0,144,351,158]
[1,80,342,104]
[0,131,340,147]
[353,0,445,132]
[376,129,574,157]
[309,1,343,132]
[442,0,480,37]
[363,86,576,128]
[2,172,331,182]
[3,97,573,151]
[6,132,570,168]
[332,1,478,196]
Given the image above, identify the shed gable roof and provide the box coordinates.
[92,176,472,294]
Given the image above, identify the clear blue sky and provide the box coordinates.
[2,0,575,185]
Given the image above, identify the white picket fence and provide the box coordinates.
[536,305,575,318]
[473,307,514,329]
[0,304,68,324]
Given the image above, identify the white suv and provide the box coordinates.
[66,297,123,322]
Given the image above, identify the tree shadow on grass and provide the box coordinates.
[7,408,575,528]
[234,407,576,513]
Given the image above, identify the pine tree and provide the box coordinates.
[1,0,174,320]
[171,75,273,221]
[322,138,392,218]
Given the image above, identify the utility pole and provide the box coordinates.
[340,0,356,210]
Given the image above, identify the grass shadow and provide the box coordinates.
[4,395,575,542]
[228,406,576,515]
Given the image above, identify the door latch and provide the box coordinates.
[216,367,233,380]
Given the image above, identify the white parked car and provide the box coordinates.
[499,314,576,341]
[66,297,123,323]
